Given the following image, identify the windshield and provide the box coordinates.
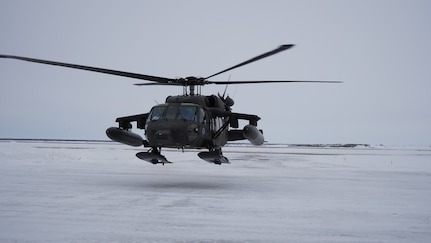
[178,106,196,121]
[148,104,198,122]
[148,106,166,121]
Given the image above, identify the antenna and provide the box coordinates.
[222,74,231,98]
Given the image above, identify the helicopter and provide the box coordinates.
[0,44,340,165]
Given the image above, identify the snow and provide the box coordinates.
[1,140,430,242]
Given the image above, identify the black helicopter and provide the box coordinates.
[0,45,339,164]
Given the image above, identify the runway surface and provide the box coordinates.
[1,141,430,242]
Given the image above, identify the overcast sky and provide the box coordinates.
[1,0,430,146]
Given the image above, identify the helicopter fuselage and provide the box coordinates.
[145,95,229,149]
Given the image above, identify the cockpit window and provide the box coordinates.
[148,104,199,122]
[165,105,178,120]
[178,106,196,121]
[149,106,166,121]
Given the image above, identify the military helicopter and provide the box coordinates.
[0,44,340,164]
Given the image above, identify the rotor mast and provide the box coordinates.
[189,85,195,96]
[180,76,204,96]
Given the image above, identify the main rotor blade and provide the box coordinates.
[205,44,294,80]
[134,82,183,86]
[0,54,176,83]
[207,80,342,85]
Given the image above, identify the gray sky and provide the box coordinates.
[1,0,430,146]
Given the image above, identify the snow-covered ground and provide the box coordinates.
[0,140,430,242]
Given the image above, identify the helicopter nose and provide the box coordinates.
[155,130,170,140]
[146,121,199,147]
[149,128,176,145]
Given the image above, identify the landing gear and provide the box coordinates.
[198,148,230,165]
[136,147,230,165]
[136,147,172,165]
